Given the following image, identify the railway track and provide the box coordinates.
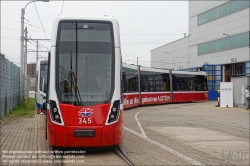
[113,146,135,166]
[49,146,132,166]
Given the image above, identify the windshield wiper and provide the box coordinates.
[68,69,83,106]
[68,49,83,106]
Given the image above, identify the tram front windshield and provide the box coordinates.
[57,21,114,106]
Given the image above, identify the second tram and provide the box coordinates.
[35,59,48,114]
[122,63,208,109]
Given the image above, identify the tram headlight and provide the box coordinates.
[107,100,120,124]
[53,108,58,113]
[49,100,62,124]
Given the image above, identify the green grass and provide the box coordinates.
[0,98,36,124]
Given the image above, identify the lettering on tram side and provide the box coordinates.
[123,98,129,106]
[142,95,170,104]
[123,97,139,106]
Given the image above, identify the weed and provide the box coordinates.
[0,98,35,124]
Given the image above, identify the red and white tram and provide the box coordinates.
[43,16,123,147]
[122,63,208,109]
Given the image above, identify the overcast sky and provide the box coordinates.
[1,1,188,67]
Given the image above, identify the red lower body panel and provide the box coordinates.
[102,124,115,146]
[47,111,67,147]
[47,112,56,146]
[67,126,103,147]
[123,91,208,109]
[113,110,123,145]
[172,92,196,102]
[172,92,208,102]
[48,124,122,147]
[47,109,123,147]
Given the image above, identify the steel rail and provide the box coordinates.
[113,146,135,166]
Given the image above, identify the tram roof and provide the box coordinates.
[122,63,207,76]
[54,15,119,23]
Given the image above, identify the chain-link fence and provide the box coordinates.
[0,56,20,120]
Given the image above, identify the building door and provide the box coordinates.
[203,64,222,100]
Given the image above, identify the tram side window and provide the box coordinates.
[40,65,48,93]
[140,76,148,92]
[176,78,195,91]
[176,79,186,91]
[127,78,132,92]
[155,75,163,91]
[196,79,206,91]
[125,76,138,92]
[187,79,195,91]
[133,77,138,92]
[35,71,38,92]
[204,80,207,91]
[126,79,128,92]
[148,75,155,91]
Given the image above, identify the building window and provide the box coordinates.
[198,0,250,26]
[245,61,250,76]
[198,31,249,55]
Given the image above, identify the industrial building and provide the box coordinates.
[150,0,249,103]
[27,63,36,78]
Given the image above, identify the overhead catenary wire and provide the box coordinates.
[33,2,49,40]
[29,39,50,50]
[27,40,45,51]
[58,0,64,16]
[1,27,48,32]
[23,22,51,33]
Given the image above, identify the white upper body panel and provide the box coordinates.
[50,15,120,49]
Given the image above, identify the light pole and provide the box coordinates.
[19,0,49,103]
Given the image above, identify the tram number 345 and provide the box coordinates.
[78,118,92,124]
